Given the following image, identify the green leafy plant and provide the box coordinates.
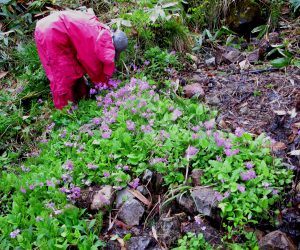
[290,0,300,12]
[172,232,213,250]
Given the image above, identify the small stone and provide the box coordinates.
[223,50,242,63]
[191,187,220,220]
[90,185,114,210]
[116,188,134,208]
[192,74,202,82]
[239,106,248,115]
[258,230,297,250]
[118,199,145,226]
[206,96,221,106]
[176,194,197,214]
[183,83,205,99]
[137,185,148,196]
[127,236,159,250]
[205,57,216,67]
[248,49,260,63]
[142,169,153,183]
[191,169,204,186]
[156,216,181,246]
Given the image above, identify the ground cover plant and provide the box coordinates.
[0,76,293,248]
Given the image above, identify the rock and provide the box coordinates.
[279,209,300,242]
[91,185,114,210]
[192,74,203,83]
[127,236,160,250]
[106,240,121,250]
[137,185,148,196]
[118,199,145,226]
[191,169,204,186]
[183,83,205,99]
[239,106,249,115]
[156,216,181,246]
[116,188,134,208]
[206,96,221,106]
[225,0,267,35]
[258,230,297,250]
[222,49,243,63]
[176,194,197,214]
[205,57,216,67]
[142,169,153,184]
[248,49,261,63]
[182,219,222,248]
[191,187,220,219]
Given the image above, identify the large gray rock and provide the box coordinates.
[191,187,220,219]
[142,169,153,183]
[127,236,160,250]
[116,188,134,208]
[156,216,181,246]
[258,230,297,250]
[176,193,197,214]
[118,199,145,226]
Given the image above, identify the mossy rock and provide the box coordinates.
[225,0,268,36]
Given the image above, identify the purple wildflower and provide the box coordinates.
[102,130,112,139]
[237,184,246,193]
[59,187,68,193]
[123,165,130,171]
[215,192,224,201]
[192,133,200,140]
[204,120,215,130]
[67,187,81,201]
[224,148,239,156]
[87,163,98,170]
[89,88,97,95]
[61,174,73,182]
[20,187,26,193]
[66,161,73,171]
[216,156,222,161]
[186,146,199,158]
[191,125,200,132]
[149,158,167,165]
[194,215,201,225]
[59,130,67,138]
[64,142,73,147]
[38,98,43,104]
[126,120,135,131]
[262,182,270,188]
[93,118,101,125]
[47,122,55,130]
[129,178,140,189]
[224,139,232,149]
[159,130,170,140]
[40,139,48,143]
[223,191,231,198]
[141,124,152,133]
[240,169,257,181]
[245,161,254,169]
[172,109,182,121]
[235,127,245,137]
[144,60,150,65]
[54,209,63,215]
[46,180,55,187]
[10,229,21,239]
[103,172,110,177]
[272,189,279,195]
[29,184,35,190]
[46,202,55,209]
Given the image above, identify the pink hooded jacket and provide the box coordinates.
[35,10,115,109]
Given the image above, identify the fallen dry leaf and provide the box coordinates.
[239,59,251,70]
[128,189,151,206]
[271,141,287,151]
[273,110,287,116]
[0,71,8,79]
[289,150,300,156]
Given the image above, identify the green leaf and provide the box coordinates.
[271,57,291,68]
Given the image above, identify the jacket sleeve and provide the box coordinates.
[95,29,115,78]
